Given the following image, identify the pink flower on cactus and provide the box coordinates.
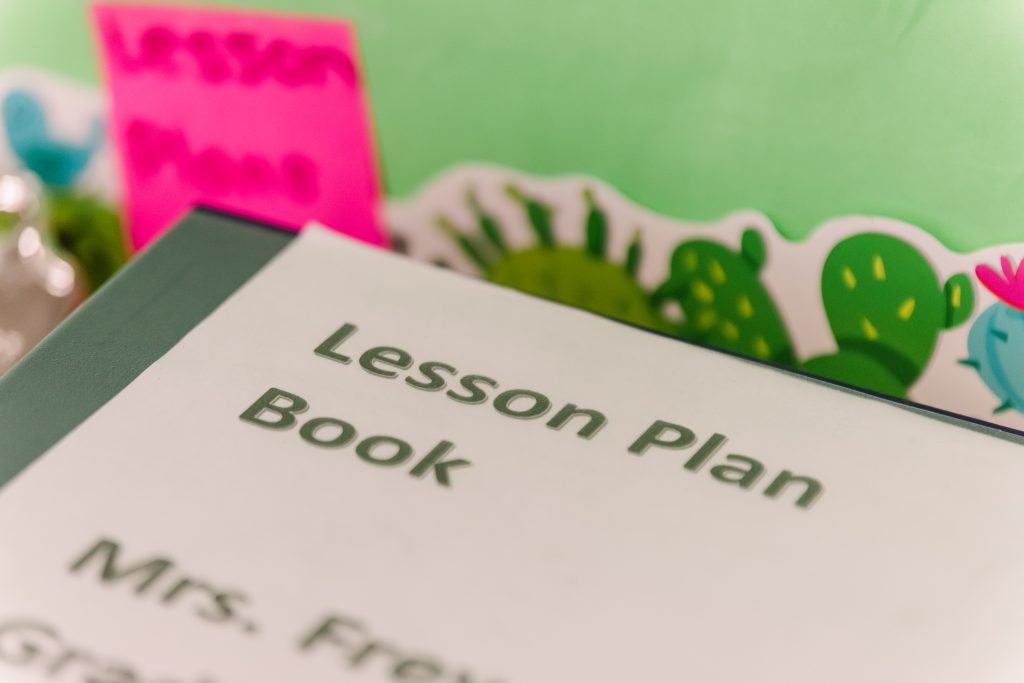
[976,256,1024,311]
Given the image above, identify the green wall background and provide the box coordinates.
[1,0,1021,251]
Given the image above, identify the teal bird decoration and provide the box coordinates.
[3,89,104,188]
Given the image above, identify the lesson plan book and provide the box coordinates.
[1,210,1024,682]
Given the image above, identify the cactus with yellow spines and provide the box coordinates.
[439,186,669,332]
[801,233,974,397]
[652,229,795,366]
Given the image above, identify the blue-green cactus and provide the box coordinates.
[961,257,1024,413]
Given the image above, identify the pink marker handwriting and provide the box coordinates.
[101,24,356,88]
[126,119,319,204]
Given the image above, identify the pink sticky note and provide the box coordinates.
[93,3,385,250]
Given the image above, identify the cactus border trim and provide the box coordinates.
[387,163,1024,432]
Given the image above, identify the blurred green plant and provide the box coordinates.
[47,191,127,292]
[0,185,127,293]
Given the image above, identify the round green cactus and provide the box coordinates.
[438,185,670,332]
[815,233,974,392]
[652,229,795,366]
[488,247,668,331]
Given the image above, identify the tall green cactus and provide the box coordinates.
[652,229,795,366]
[801,233,974,397]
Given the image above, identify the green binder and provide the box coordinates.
[0,208,291,486]
[1,207,1019,490]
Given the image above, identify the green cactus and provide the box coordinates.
[800,233,974,397]
[651,229,795,366]
[800,348,909,397]
[439,185,669,332]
